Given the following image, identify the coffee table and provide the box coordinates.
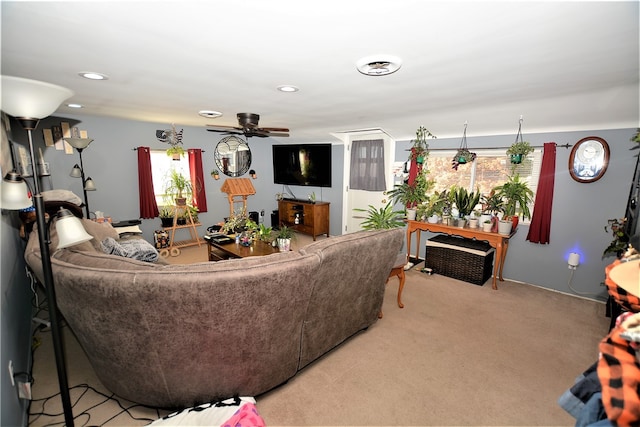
[206,236,280,261]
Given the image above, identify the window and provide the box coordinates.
[424,149,542,222]
[150,150,191,207]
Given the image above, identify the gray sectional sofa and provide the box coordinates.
[25,219,404,409]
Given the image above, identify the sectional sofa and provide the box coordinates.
[24,219,404,408]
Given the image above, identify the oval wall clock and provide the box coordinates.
[568,136,610,183]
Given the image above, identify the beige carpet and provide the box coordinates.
[28,238,610,426]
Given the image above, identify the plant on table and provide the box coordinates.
[492,173,534,221]
[164,169,193,205]
[452,186,481,219]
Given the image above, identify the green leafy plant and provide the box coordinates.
[164,169,193,204]
[276,225,295,239]
[452,149,476,170]
[256,224,273,242]
[221,210,257,234]
[166,145,185,159]
[159,206,173,219]
[481,191,504,215]
[603,218,630,258]
[507,140,534,157]
[386,170,435,209]
[409,125,437,163]
[354,202,405,230]
[493,174,534,219]
[453,186,481,218]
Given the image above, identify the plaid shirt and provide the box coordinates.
[598,311,640,425]
[604,259,640,312]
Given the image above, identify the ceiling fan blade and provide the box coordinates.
[206,125,244,133]
[260,127,290,133]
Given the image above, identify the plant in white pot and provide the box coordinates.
[276,225,295,252]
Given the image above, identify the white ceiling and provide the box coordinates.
[2,1,638,143]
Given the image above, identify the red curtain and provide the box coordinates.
[137,146,159,219]
[188,148,208,213]
[526,142,557,244]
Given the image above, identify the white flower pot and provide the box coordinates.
[406,208,417,221]
[498,220,512,235]
[468,218,479,228]
[427,214,439,224]
[277,238,291,252]
[482,222,493,232]
[457,218,466,228]
[480,214,492,225]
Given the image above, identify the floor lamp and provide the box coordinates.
[1,75,76,427]
[65,138,96,218]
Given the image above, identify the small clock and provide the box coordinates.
[568,136,610,183]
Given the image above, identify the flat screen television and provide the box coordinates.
[272,143,332,187]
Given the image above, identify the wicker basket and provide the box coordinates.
[425,235,495,286]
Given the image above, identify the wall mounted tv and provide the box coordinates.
[272,143,332,187]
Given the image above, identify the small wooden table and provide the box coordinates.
[207,237,280,261]
[406,220,516,290]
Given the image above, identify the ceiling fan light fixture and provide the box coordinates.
[198,110,223,119]
[356,55,402,76]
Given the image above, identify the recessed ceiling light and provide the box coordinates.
[67,103,83,108]
[78,72,108,80]
[198,110,223,118]
[277,85,299,92]
[356,55,402,76]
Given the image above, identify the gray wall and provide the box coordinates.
[1,111,635,424]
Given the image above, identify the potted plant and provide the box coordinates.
[493,173,534,229]
[452,186,481,228]
[159,206,174,227]
[507,140,534,164]
[166,145,185,160]
[452,149,476,170]
[276,225,295,251]
[256,223,274,242]
[409,126,436,164]
[211,169,220,180]
[354,202,405,230]
[482,219,493,232]
[603,218,630,259]
[386,170,434,219]
[164,169,193,206]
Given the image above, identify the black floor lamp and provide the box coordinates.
[65,137,96,218]
[1,75,77,427]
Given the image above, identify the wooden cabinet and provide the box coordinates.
[278,200,330,240]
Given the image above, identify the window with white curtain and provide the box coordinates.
[149,150,192,206]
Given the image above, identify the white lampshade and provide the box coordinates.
[1,76,74,119]
[55,209,93,249]
[64,138,93,150]
[84,178,96,191]
[1,171,32,210]
[70,165,82,178]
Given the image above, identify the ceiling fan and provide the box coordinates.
[206,113,289,138]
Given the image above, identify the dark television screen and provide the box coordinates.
[272,144,332,187]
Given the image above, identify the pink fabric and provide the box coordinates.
[222,403,265,427]
[526,142,556,244]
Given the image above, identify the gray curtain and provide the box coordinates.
[349,139,386,191]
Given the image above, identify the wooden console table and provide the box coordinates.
[406,220,516,290]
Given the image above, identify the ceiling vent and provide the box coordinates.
[356,55,402,76]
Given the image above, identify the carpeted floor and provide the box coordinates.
[28,238,610,426]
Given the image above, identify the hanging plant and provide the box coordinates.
[409,125,436,164]
[451,122,476,170]
[507,118,534,164]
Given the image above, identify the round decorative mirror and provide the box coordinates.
[568,136,610,183]
[214,136,252,177]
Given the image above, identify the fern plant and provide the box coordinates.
[354,202,405,230]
